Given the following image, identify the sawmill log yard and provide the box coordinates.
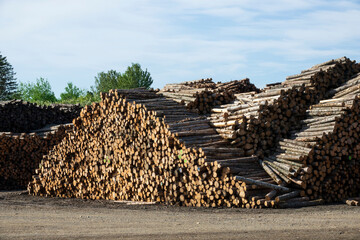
[1,57,360,239]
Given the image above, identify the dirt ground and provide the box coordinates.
[0,191,360,240]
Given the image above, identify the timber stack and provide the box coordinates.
[160,78,259,114]
[0,100,81,132]
[28,89,282,208]
[23,57,360,208]
[209,57,360,157]
[0,124,72,189]
[260,73,360,204]
[0,100,81,189]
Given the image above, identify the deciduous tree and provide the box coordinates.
[18,77,57,103]
[60,82,84,101]
[93,63,153,94]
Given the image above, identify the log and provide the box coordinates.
[235,176,291,192]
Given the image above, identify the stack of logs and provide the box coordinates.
[160,78,259,114]
[216,79,259,94]
[24,57,360,208]
[0,124,72,189]
[0,100,81,189]
[29,89,287,208]
[260,73,360,204]
[209,57,360,157]
[0,100,81,132]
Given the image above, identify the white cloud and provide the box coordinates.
[0,0,359,95]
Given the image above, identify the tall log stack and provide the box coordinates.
[18,57,360,208]
[120,89,277,208]
[0,101,81,189]
[209,57,360,157]
[261,73,360,203]
[28,89,281,208]
[119,89,279,208]
[160,78,259,114]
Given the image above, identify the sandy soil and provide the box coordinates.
[1,191,360,240]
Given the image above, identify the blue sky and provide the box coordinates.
[1,0,360,97]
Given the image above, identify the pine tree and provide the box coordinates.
[122,63,153,89]
[0,53,17,100]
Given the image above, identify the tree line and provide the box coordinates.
[0,52,153,105]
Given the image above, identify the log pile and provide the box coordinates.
[261,73,360,204]
[209,57,360,157]
[106,90,282,208]
[214,78,259,94]
[50,103,83,115]
[0,100,81,189]
[28,89,281,208]
[160,78,259,114]
[0,100,82,132]
[0,124,71,189]
[23,57,360,209]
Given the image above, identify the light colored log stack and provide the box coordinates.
[100,90,282,209]
[25,58,360,209]
[28,89,283,208]
[261,73,360,205]
[0,124,72,189]
[209,57,360,158]
[114,88,200,123]
[215,78,259,94]
[159,78,259,114]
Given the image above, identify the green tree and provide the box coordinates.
[94,70,122,94]
[78,91,101,105]
[93,63,153,94]
[59,83,100,105]
[60,82,84,101]
[122,63,153,89]
[18,77,57,103]
[0,53,17,100]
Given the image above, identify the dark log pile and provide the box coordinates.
[0,100,82,132]
[0,124,71,189]
[261,73,360,204]
[0,100,81,190]
[160,78,259,114]
[209,57,360,158]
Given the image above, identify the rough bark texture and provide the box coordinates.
[2,57,360,208]
[0,100,81,132]
[160,78,259,114]
[0,124,72,189]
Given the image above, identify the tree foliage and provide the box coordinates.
[0,53,17,100]
[93,63,153,94]
[59,86,100,105]
[94,70,122,94]
[18,77,57,103]
[60,82,84,101]
[122,63,153,89]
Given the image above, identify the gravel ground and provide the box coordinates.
[1,191,360,240]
